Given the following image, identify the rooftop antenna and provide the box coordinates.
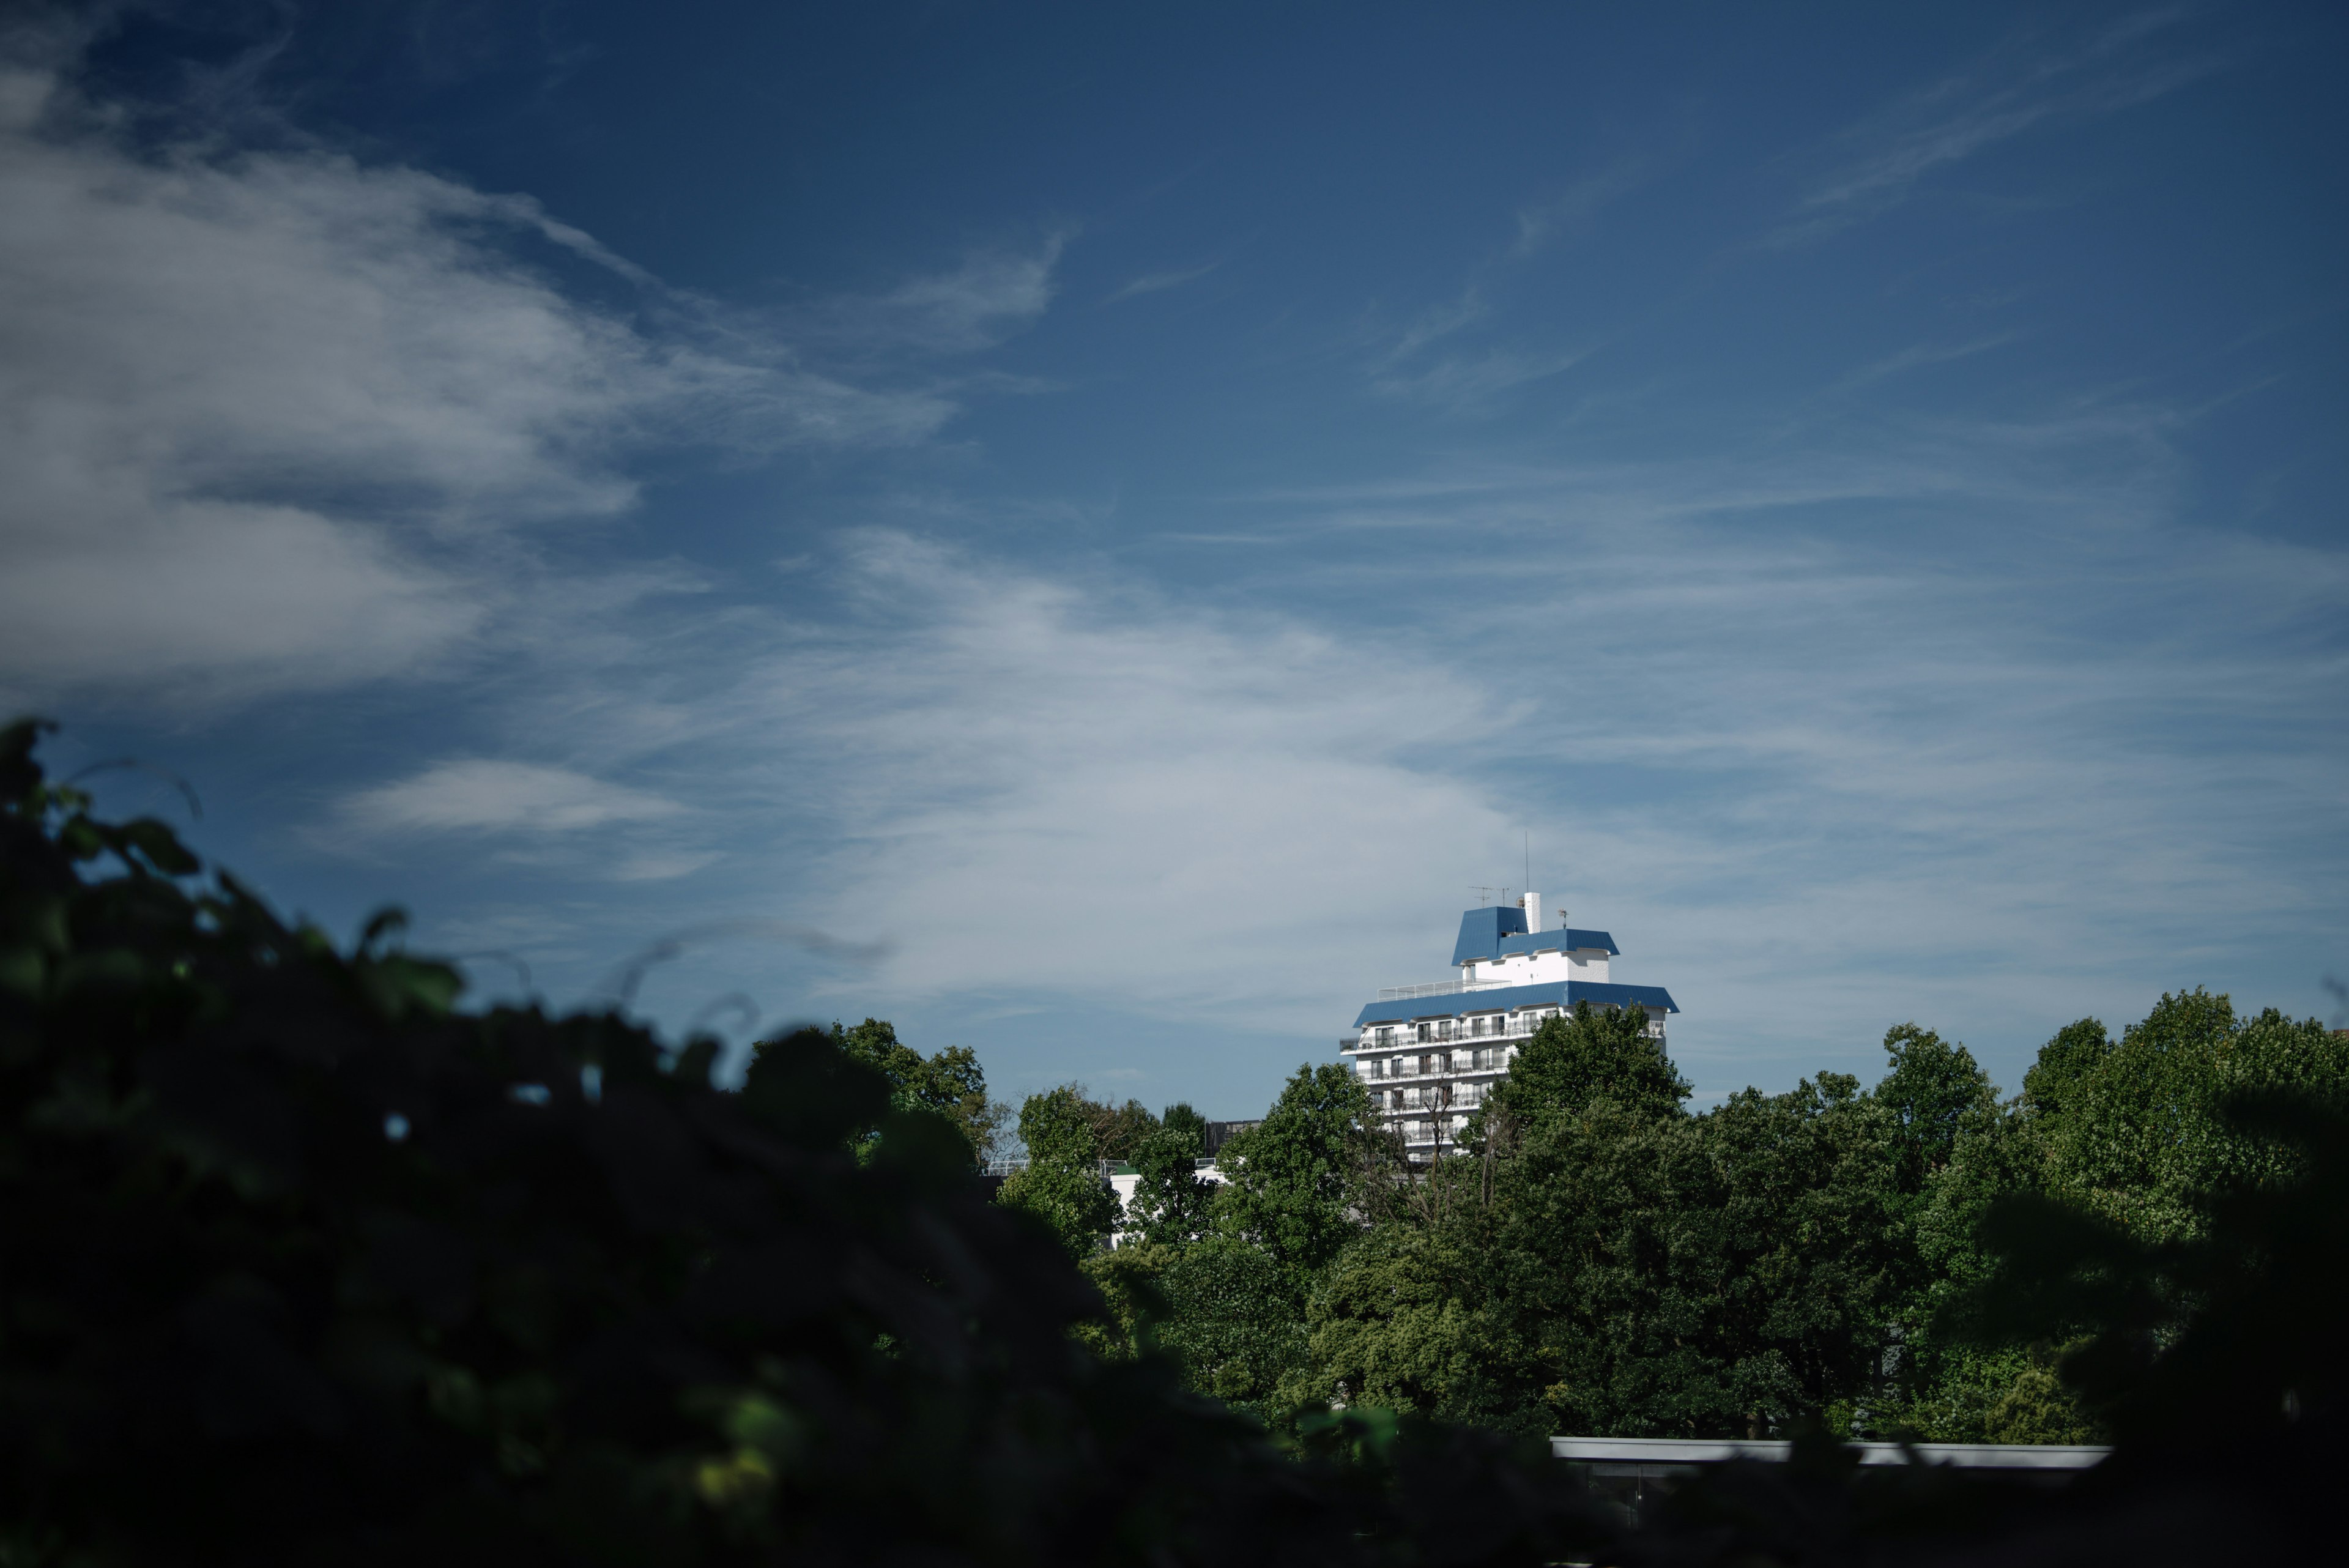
[1469,885,1502,907]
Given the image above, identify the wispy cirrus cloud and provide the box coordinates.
[1367,144,1658,409]
[1368,289,1588,410]
[1774,8,2222,245]
[1384,286,1487,362]
[1371,345,1590,407]
[861,231,1072,352]
[1106,258,1222,303]
[1826,331,2027,394]
[1508,152,1665,259]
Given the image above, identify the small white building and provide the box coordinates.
[1343,893,1679,1161]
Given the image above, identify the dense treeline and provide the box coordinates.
[1003,990,2349,1444]
[8,715,2346,1564]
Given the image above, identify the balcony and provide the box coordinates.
[1357,1055,1512,1084]
[1353,1021,1542,1052]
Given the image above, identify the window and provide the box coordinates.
[1416,1023,1430,1043]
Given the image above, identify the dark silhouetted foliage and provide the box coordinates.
[0,718,1600,1567]
[8,712,2344,1566]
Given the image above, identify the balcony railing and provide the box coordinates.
[1357,1056,1512,1083]
[1375,977,1514,1001]
[1348,1022,1665,1055]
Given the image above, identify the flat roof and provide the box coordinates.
[1354,979,1678,1028]
[1549,1437,2109,1471]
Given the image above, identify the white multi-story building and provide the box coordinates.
[1342,892,1679,1161]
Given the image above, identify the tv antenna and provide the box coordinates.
[1469,885,1502,907]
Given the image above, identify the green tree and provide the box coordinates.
[1301,1221,1531,1433]
[1158,1239,1313,1421]
[2043,989,2349,1243]
[1300,1017,1913,1441]
[1880,1019,2099,1440]
[1885,1095,2099,1441]
[1162,1101,1209,1154]
[2021,1016,2112,1123]
[1479,1002,1688,1135]
[1214,1063,1400,1279]
[1873,1022,1998,1202]
[1127,1102,1215,1247]
[1075,1243,1178,1363]
[1490,1074,1906,1439]
[1080,1095,1160,1164]
[997,1085,1120,1258]
[781,1016,1005,1164]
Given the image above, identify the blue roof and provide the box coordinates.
[1496,926,1619,959]
[1449,904,1527,965]
[1451,907,1619,965]
[1353,979,1679,1029]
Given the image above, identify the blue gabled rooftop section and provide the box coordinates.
[1451,906,1620,965]
[1450,904,1527,965]
[1353,979,1678,1029]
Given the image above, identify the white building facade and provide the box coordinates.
[1342,892,1679,1161]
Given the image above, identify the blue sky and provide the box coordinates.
[4,1,2343,1120]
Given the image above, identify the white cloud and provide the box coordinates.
[1827,332,2026,393]
[1373,346,1590,407]
[1106,259,1222,303]
[342,759,686,836]
[610,850,724,883]
[0,46,977,706]
[287,407,2347,1104]
[1384,286,1486,363]
[867,232,1070,352]
[1508,154,1660,258]
[757,534,1521,1008]
[0,499,480,696]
